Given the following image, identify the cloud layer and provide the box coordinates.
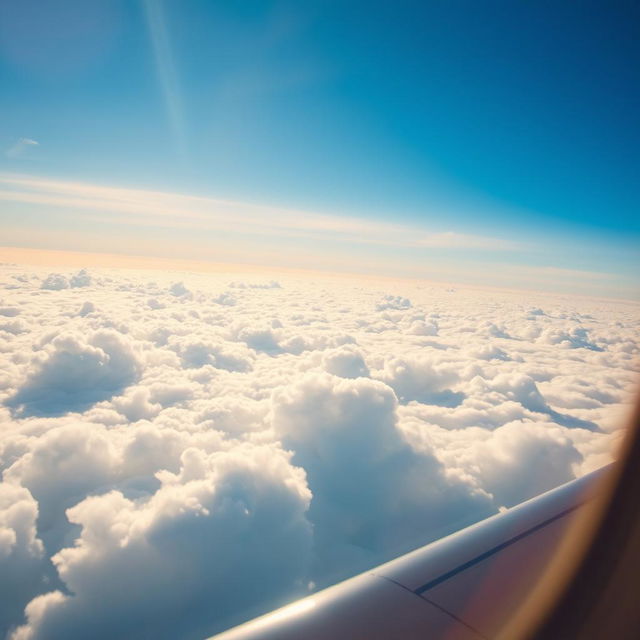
[0,263,637,639]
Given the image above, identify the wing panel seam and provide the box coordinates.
[413,502,584,596]
[374,574,489,639]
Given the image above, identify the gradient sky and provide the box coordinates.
[0,0,638,297]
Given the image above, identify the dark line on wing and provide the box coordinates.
[375,574,489,639]
[414,502,583,596]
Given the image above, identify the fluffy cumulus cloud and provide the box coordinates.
[321,345,370,379]
[39,275,68,291]
[0,484,45,634]
[0,264,637,639]
[11,446,312,640]
[272,373,494,585]
[7,331,141,417]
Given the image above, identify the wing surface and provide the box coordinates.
[210,467,606,640]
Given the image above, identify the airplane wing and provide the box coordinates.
[209,466,606,640]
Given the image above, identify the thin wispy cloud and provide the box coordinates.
[0,173,520,252]
[416,232,519,250]
[5,138,39,159]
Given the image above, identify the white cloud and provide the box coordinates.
[0,483,46,634]
[5,139,39,160]
[170,337,254,372]
[538,325,603,351]
[169,281,190,298]
[77,301,94,317]
[110,387,161,422]
[40,274,69,291]
[376,294,412,311]
[272,372,496,585]
[68,270,91,289]
[0,263,637,639]
[7,330,141,417]
[11,446,313,640]
[407,318,439,336]
[375,355,462,405]
[0,307,21,318]
[321,345,370,379]
[472,420,582,506]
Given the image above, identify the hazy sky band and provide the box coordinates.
[0,0,638,296]
[0,172,637,299]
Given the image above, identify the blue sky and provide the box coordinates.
[0,0,638,296]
